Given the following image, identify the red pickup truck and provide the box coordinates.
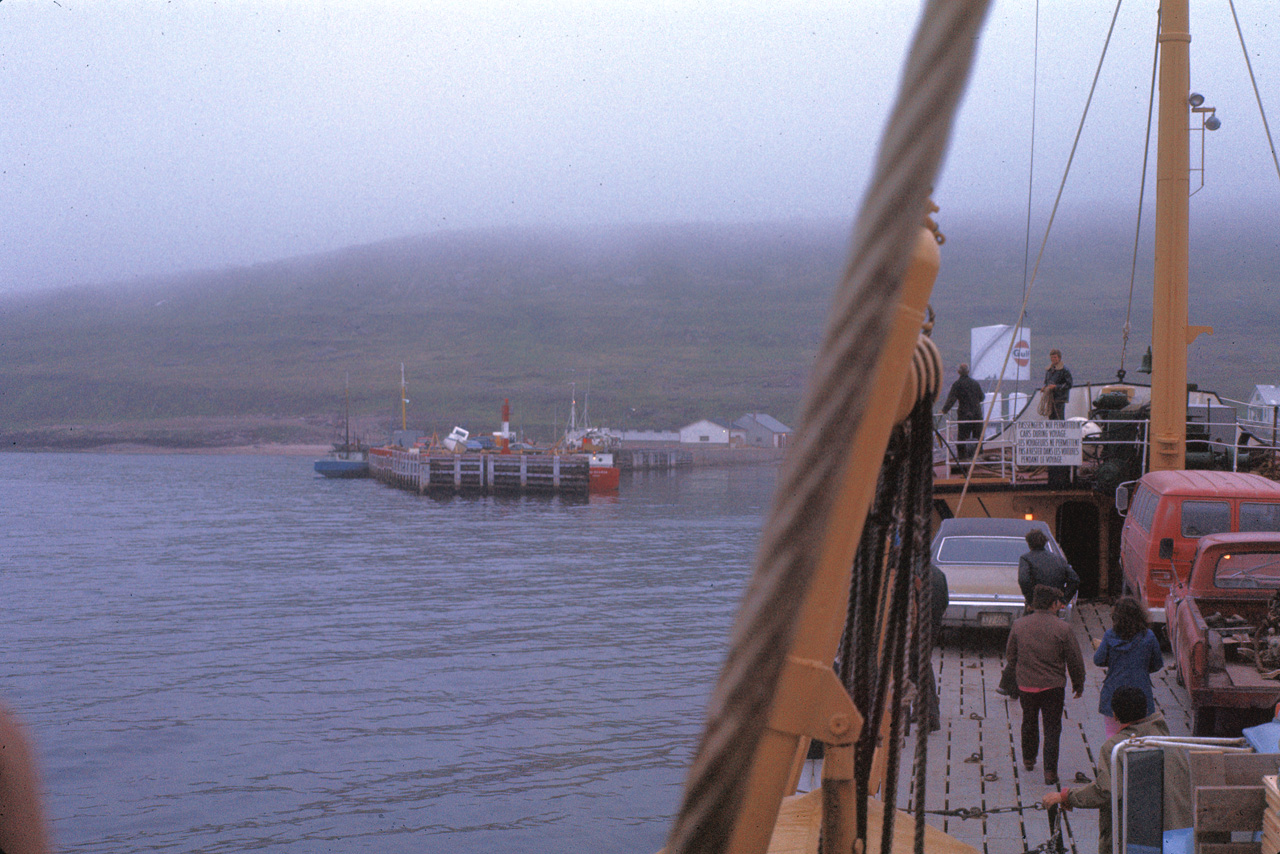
[1165,532,1280,735]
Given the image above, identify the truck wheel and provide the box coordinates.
[1192,707,1215,737]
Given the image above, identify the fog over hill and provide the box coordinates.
[2,214,1277,450]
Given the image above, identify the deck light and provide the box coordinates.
[1189,92,1205,107]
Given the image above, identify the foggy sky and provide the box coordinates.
[3,0,1279,293]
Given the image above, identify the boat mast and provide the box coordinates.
[1150,0,1211,471]
[569,382,577,435]
[400,363,408,432]
[344,372,351,450]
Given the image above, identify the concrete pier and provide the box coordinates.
[368,446,592,495]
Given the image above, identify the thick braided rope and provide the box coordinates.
[877,399,935,854]
[909,400,937,854]
[664,4,991,853]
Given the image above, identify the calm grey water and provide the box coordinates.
[1,453,772,853]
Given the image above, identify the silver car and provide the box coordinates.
[932,517,1074,630]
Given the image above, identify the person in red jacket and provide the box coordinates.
[1006,585,1085,786]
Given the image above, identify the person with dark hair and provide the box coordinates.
[1043,686,1170,854]
[1093,597,1164,737]
[1042,349,1072,420]
[1017,529,1080,610]
[941,363,985,461]
[917,563,950,732]
[1006,585,1085,786]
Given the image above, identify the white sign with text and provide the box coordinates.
[1016,421,1083,466]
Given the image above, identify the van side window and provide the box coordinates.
[1181,500,1231,537]
[1241,503,1280,532]
[1137,488,1157,531]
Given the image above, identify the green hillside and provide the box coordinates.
[2,215,1277,449]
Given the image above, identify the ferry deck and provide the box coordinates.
[805,602,1207,854]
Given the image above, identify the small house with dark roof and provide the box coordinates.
[733,413,793,448]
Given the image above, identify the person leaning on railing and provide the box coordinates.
[940,362,984,461]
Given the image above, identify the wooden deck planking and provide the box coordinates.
[889,602,1195,854]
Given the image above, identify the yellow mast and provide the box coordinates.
[1150,0,1212,471]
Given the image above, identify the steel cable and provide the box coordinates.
[664,4,991,852]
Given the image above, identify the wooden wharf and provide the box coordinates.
[368,446,592,496]
[616,448,693,471]
[881,602,1197,854]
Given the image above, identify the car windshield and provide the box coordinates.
[1214,551,1280,588]
[936,536,1031,565]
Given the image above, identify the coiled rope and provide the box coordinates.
[664,3,991,853]
[838,394,937,854]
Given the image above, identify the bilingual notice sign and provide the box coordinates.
[1015,421,1083,466]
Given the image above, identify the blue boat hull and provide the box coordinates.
[314,458,370,478]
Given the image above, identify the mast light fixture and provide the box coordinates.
[1188,93,1221,196]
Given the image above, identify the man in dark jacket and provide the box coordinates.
[1043,686,1170,854]
[1042,349,1073,419]
[941,363,985,460]
[1018,529,1080,609]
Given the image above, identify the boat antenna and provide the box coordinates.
[400,363,408,432]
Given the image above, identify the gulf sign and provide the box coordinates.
[1013,340,1031,368]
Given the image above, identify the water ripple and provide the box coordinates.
[0,454,771,853]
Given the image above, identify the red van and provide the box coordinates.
[1116,470,1280,627]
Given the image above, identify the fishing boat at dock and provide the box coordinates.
[313,377,369,478]
[313,445,369,479]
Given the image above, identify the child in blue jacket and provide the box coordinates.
[1093,596,1164,737]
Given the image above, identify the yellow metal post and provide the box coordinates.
[1150,0,1191,472]
[724,221,941,854]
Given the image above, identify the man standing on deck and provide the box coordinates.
[940,363,984,461]
[1018,529,1079,611]
[1042,686,1170,854]
[1006,585,1085,787]
[1043,349,1072,420]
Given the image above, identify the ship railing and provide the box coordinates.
[938,415,1153,485]
[941,410,1280,481]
